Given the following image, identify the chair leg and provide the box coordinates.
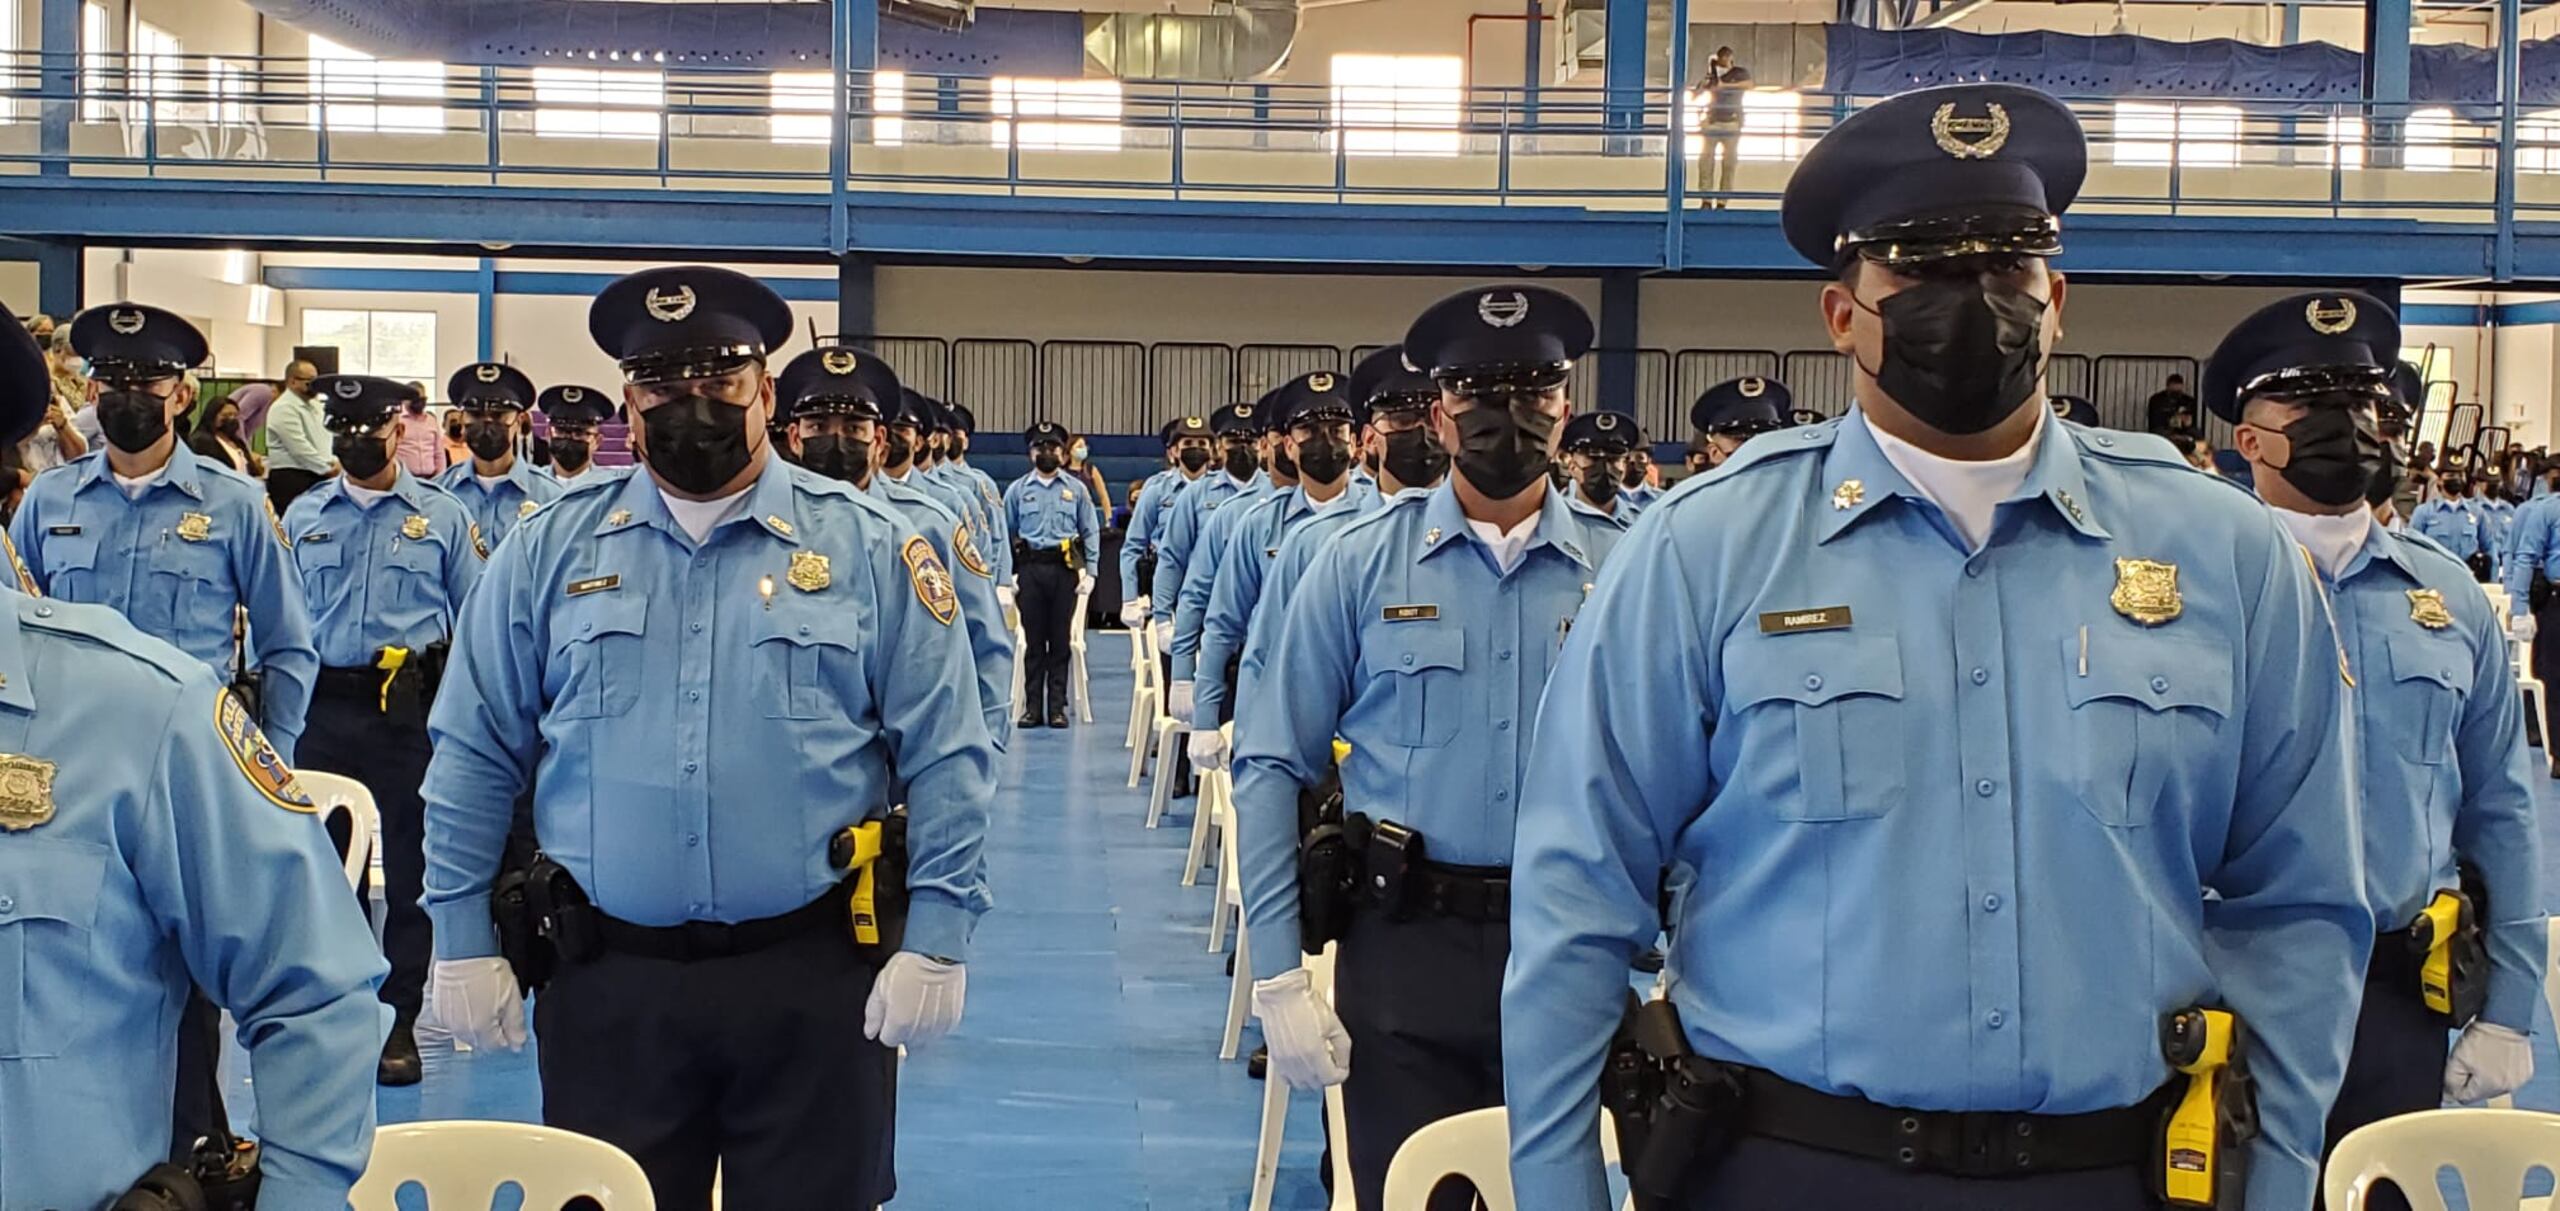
[1145,724,1180,829]
[1182,786,1216,888]
[1248,1061,1289,1211]
[1126,694,1155,787]
[1221,926,1251,1060]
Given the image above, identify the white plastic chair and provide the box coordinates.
[1070,588,1095,724]
[349,1121,657,1211]
[1248,945,1358,1211]
[294,769,377,893]
[1141,683,1188,829]
[1383,1107,1516,1211]
[1009,621,1028,722]
[2323,1108,2560,1211]
[1185,724,1233,890]
[1126,618,1158,752]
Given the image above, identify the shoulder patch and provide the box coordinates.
[0,531,34,597]
[470,521,489,560]
[953,521,993,578]
[216,689,314,813]
[903,535,960,625]
[264,497,290,548]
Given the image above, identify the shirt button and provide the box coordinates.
[2095,436,2115,448]
[1986,1010,2006,1029]
[684,761,699,773]
[2150,676,2169,694]
[1804,674,1823,691]
[1497,719,1511,731]
[1965,564,1982,579]
[691,622,704,634]
[1971,668,1989,686]
[1495,789,1509,801]
[1975,779,1995,797]
[1499,650,1513,661]
[690,902,708,915]
[687,690,701,702]
[685,833,700,847]
[1983,893,2002,912]
[1402,654,1415,666]
[0,895,14,913]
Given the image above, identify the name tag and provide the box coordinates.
[566,574,621,597]
[1758,606,1853,635]
[298,531,332,545]
[1382,604,1439,622]
[45,526,78,536]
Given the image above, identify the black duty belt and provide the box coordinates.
[1738,1069,2171,1178]
[1411,860,1510,923]
[1013,543,1071,567]
[594,883,846,963]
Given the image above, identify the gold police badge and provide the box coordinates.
[2408,588,2454,630]
[903,536,958,625]
[519,500,541,520]
[401,514,431,541]
[2111,558,2183,626]
[176,512,212,542]
[788,549,831,593]
[0,753,54,831]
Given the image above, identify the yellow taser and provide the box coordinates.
[838,821,886,945]
[374,646,411,714]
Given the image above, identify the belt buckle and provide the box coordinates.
[679,919,738,958]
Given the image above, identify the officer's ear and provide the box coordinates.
[1820,264,1863,356]
[2042,270,2069,350]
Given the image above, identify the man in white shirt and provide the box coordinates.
[264,359,337,512]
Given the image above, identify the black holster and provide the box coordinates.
[491,861,556,990]
[116,1135,258,1211]
[1135,551,1158,599]
[836,812,913,964]
[1609,997,1746,1207]
[111,1165,207,1211]
[228,670,263,732]
[526,855,602,970]
[2532,571,2553,615]
[1296,784,1355,954]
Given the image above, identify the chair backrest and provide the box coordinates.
[349,1121,657,1211]
[1383,1106,1515,1211]
[2322,1108,2560,1211]
[293,768,376,892]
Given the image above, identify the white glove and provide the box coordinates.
[2445,1021,2534,1103]
[1253,969,1352,1090]
[1188,726,1228,768]
[864,952,968,1049]
[1167,679,1195,724]
[996,584,1017,612]
[1076,572,1095,596]
[424,957,527,1053]
[1122,596,1149,628]
[2514,612,2538,643]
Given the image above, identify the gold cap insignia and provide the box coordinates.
[334,379,363,399]
[1931,101,2012,160]
[1832,480,1865,511]
[1596,414,1618,430]
[954,522,992,578]
[822,349,858,375]
[606,509,633,527]
[645,284,698,322]
[562,387,584,403]
[2408,588,2454,630]
[1477,291,1530,329]
[518,499,541,520]
[0,753,55,830]
[176,512,212,542]
[2305,297,2358,336]
[107,308,146,336]
[401,514,430,540]
[789,549,831,593]
[1738,377,1766,398]
[215,691,312,813]
[475,363,503,384]
[902,536,957,624]
[2111,558,2183,626]
[1309,372,1335,392]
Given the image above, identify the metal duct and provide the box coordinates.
[1083,0,1300,80]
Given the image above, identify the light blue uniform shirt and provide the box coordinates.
[1151,470,1258,628]
[1172,478,1278,682]
[2504,494,2560,601]
[1233,484,1627,984]
[868,473,1016,750]
[1500,413,2370,1211]
[1004,470,1101,570]
[895,465,997,588]
[1120,466,1193,600]
[2484,498,2518,574]
[1233,492,1396,712]
[421,462,994,962]
[925,462,1007,587]
[10,444,318,758]
[437,457,566,555]
[2324,521,2543,1030]
[1196,480,1382,726]
[948,460,1014,586]
[281,473,482,668]
[2411,498,2485,559]
[535,464,626,491]
[0,594,384,1211]
[1623,481,1663,511]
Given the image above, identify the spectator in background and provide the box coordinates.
[392,384,446,478]
[1697,46,1749,208]
[23,329,87,474]
[439,406,469,470]
[2145,373,2198,438]
[229,377,279,445]
[189,392,264,478]
[262,358,334,511]
[22,313,51,344]
[2177,434,2215,472]
[1068,433,1110,513]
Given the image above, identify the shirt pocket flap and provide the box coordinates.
[559,592,648,648]
[1726,632,1904,709]
[1374,624,1465,677]
[2062,634,2232,719]
[0,839,107,930]
[756,606,861,653]
[2387,632,2463,691]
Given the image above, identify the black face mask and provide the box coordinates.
[1295,435,1353,485]
[2264,404,2385,508]
[641,394,758,495]
[800,434,870,485]
[1577,461,1620,505]
[1223,444,1258,480]
[215,416,241,438]
[465,421,513,462]
[1856,276,2049,436]
[1381,427,1448,488]
[334,433,392,481]
[551,437,592,472]
[883,429,915,470]
[95,388,170,454]
[1178,447,1212,474]
[1033,450,1062,474]
[1449,395,1560,499]
[1270,445,1299,481]
[1619,459,1646,488]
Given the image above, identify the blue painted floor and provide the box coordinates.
[228,630,2560,1208]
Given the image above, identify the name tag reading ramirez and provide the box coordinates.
[1758,606,1853,635]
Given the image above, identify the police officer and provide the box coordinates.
[1558,411,1643,519]
[1192,373,1381,768]
[2502,463,2560,773]
[1155,401,1265,728]
[537,384,620,487]
[1502,83,2369,1211]
[777,343,1014,748]
[938,401,1013,574]
[2410,475,2487,565]
[1007,421,1100,728]
[1121,415,1214,629]
[2050,393,2101,426]
[283,373,483,1087]
[421,266,994,1210]
[1685,375,1790,474]
[1236,285,1625,1211]
[893,392,1007,602]
[1171,396,1293,733]
[2208,293,2543,1211]
[0,305,386,1211]
[437,361,564,554]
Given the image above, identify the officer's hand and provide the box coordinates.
[865,952,968,1049]
[1252,969,1351,1089]
[1167,679,1195,724]
[1121,596,1150,629]
[1187,726,1228,769]
[1076,572,1096,597]
[2445,1021,2534,1103]
[426,958,527,1052]
[2514,612,2539,643]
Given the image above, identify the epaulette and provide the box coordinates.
[18,595,197,684]
[1647,417,1840,515]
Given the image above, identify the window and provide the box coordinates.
[1686,90,1806,161]
[2405,107,2479,172]
[2522,109,2560,173]
[534,67,664,140]
[1330,54,1463,157]
[770,70,830,145]
[2319,114,2366,170]
[308,36,446,133]
[2109,101,2241,167]
[299,309,437,382]
[991,77,1120,150]
[2400,344,2455,451]
[131,21,179,124]
[78,1,107,123]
